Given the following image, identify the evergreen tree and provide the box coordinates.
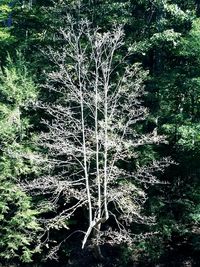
[0,55,40,263]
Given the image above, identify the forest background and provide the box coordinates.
[0,0,199,266]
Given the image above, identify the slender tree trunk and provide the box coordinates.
[78,59,93,226]
[103,79,109,221]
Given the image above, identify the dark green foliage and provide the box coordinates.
[0,181,39,262]
[0,55,40,263]
[0,0,199,265]
[0,1,16,62]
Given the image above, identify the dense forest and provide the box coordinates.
[0,1,199,266]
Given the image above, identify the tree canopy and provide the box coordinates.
[0,0,199,266]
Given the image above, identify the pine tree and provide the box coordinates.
[0,54,40,263]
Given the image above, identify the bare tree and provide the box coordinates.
[22,19,170,259]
